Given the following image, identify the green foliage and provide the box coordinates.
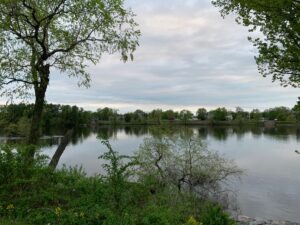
[234,107,249,122]
[0,0,140,97]
[250,109,262,121]
[292,97,300,121]
[96,108,119,122]
[99,139,139,213]
[179,110,194,123]
[184,216,202,225]
[196,108,207,120]
[162,109,178,121]
[149,109,163,124]
[212,0,300,88]
[200,203,236,225]
[0,140,238,225]
[0,103,93,135]
[210,107,228,121]
[0,0,140,144]
[0,144,47,189]
[263,107,292,121]
[0,220,32,225]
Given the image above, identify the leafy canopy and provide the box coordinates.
[212,0,300,87]
[0,0,140,97]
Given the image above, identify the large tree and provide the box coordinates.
[212,0,300,87]
[0,0,140,144]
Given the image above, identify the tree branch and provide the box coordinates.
[1,78,35,85]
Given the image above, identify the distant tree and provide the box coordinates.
[179,110,193,124]
[250,109,262,121]
[211,107,227,121]
[96,107,117,121]
[293,97,300,112]
[149,109,163,124]
[263,107,291,121]
[235,107,249,121]
[0,0,140,145]
[212,0,300,87]
[196,108,207,120]
[292,97,300,121]
[162,109,177,121]
[133,109,147,122]
[124,113,133,123]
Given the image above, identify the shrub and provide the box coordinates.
[200,203,236,225]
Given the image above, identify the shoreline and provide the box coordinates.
[236,215,300,225]
[97,120,300,127]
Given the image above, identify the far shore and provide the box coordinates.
[97,119,300,127]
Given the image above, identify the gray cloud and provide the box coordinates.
[2,0,299,112]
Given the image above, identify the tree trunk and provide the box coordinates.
[27,65,49,146]
[49,129,74,169]
[27,89,46,145]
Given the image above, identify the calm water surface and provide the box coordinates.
[3,126,300,222]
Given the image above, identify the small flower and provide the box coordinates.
[55,207,62,217]
[6,204,14,210]
[186,216,199,225]
[80,211,85,218]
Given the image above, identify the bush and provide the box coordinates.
[0,141,238,225]
[136,135,242,197]
[200,203,236,225]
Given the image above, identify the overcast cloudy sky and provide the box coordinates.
[6,0,300,113]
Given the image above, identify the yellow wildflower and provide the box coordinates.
[6,204,14,210]
[185,216,199,225]
[55,207,62,216]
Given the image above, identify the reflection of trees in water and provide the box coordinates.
[148,126,195,139]
[232,127,247,140]
[3,125,300,147]
[263,127,290,141]
[250,126,263,138]
[97,126,118,140]
[210,127,229,141]
[124,126,149,137]
[70,128,92,145]
[197,127,208,139]
[296,128,300,141]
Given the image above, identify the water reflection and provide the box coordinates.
[94,125,300,143]
[3,125,300,147]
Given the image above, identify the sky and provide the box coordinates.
[3,0,299,113]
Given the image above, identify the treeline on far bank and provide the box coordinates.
[2,100,300,136]
[95,98,300,125]
[0,103,92,136]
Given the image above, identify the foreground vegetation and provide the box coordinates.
[0,136,240,225]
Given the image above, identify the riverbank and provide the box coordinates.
[97,119,300,127]
[236,215,300,225]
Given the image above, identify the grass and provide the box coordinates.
[0,220,31,225]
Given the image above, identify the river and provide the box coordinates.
[2,125,300,222]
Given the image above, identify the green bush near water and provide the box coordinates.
[0,142,237,225]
